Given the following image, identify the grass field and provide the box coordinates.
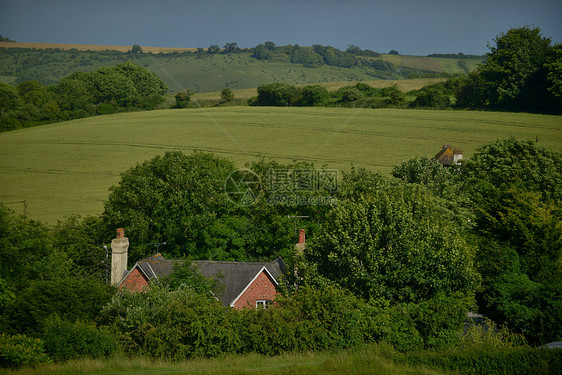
[1,107,560,224]
[0,345,445,375]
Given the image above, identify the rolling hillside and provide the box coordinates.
[1,107,560,224]
[0,43,483,92]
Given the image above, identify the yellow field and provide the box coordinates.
[0,42,199,53]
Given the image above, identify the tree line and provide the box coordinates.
[0,62,168,132]
[1,138,561,368]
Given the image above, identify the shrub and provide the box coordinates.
[100,285,241,360]
[40,316,120,361]
[175,90,193,108]
[409,88,450,109]
[0,333,51,368]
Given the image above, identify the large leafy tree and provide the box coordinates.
[307,178,478,303]
[456,26,561,113]
[462,138,562,343]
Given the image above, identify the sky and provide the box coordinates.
[0,0,561,56]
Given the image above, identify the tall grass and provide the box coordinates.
[0,344,446,375]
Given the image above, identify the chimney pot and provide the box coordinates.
[298,229,306,244]
[116,228,124,239]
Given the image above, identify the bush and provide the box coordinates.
[0,333,51,368]
[175,90,192,108]
[100,285,241,360]
[41,316,120,361]
[409,88,450,109]
[253,83,301,106]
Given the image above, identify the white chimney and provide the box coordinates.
[110,228,129,285]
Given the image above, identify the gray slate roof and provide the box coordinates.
[132,255,285,306]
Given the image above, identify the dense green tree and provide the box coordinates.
[307,181,478,303]
[544,43,562,97]
[0,204,67,286]
[52,215,107,280]
[16,81,49,108]
[253,83,301,106]
[479,26,553,111]
[301,85,329,106]
[0,83,21,114]
[264,41,275,50]
[290,46,321,65]
[130,44,143,54]
[252,44,271,60]
[52,72,95,111]
[462,138,562,343]
[175,89,193,108]
[456,26,561,113]
[207,44,220,54]
[409,88,450,109]
[223,43,239,54]
[102,152,237,261]
[220,87,234,103]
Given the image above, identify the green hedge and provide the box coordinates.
[398,347,562,375]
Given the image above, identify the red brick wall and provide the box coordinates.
[119,267,149,292]
[232,270,278,309]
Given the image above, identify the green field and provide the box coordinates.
[0,46,482,91]
[1,107,560,224]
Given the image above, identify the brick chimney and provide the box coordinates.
[111,228,129,285]
[294,229,306,255]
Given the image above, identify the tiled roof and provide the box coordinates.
[133,256,285,306]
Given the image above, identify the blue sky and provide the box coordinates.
[1,0,560,56]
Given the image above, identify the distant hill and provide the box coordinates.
[0,42,483,92]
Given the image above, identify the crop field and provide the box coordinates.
[0,41,199,53]
[1,107,560,224]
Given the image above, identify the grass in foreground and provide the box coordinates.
[0,345,446,375]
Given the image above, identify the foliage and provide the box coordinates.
[52,215,108,280]
[0,333,51,369]
[462,138,562,344]
[308,180,478,303]
[100,284,240,359]
[253,83,301,106]
[175,89,193,108]
[455,26,562,113]
[160,260,223,297]
[102,151,236,261]
[1,62,167,131]
[398,346,562,375]
[130,45,143,54]
[0,204,65,286]
[0,83,21,114]
[220,87,234,103]
[300,85,329,106]
[40,315,119,362]
[408,87,450,109]
[291,46,321,65]
[2,276,114,336]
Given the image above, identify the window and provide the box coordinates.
[256,299,272,309]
